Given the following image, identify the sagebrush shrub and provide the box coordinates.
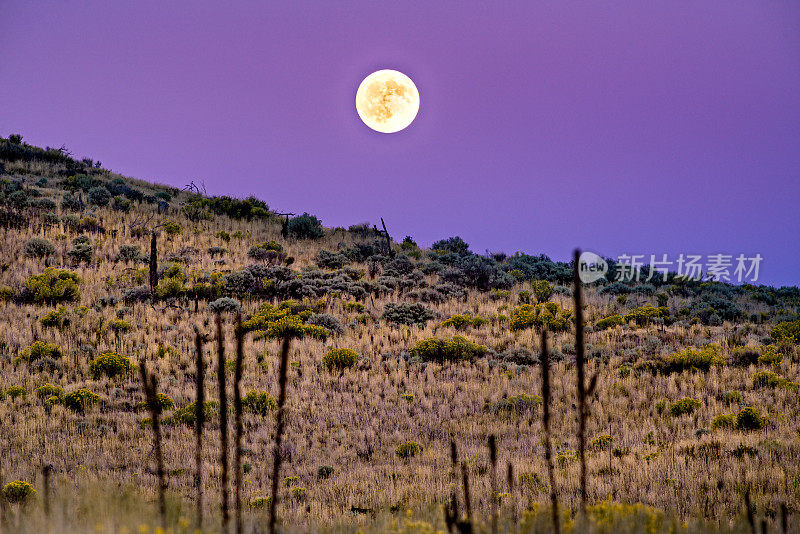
[395,441,422,459]
[242,391,276,416]
[208,297,242,314]
[63,388,100,412]
[711,414,735,430]
[5,386,27,400]
[409,336,489,363]
[89,351,132,379]
[509,302,572,332]
[35,383,62,399]
[307,313,344,335]
[23,268,80,304]
[18,340,62,363]
[735,406,765,431]
[40,306,69,328]
[381,302,435,326]
[287,213,324,239]
[2,481,36,504]
[441,313,487,330]
[322,348,358,371]
[669,397,701,416]
[596,314,624,330]
[24,237,55,258]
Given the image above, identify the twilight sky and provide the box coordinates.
[1,1,798,285]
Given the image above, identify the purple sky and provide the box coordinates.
[2,1,799,285]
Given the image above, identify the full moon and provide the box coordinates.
[355,69,419,133]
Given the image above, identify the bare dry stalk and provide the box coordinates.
[216,314,230,533]
[541,328,560,534]
[268,336,292,534]
[488,435,497,534]
[42,464,52,518]
[573,248,588,516]
[139,358,167,528]
[233,314,245,534]
[194,326,205,531]
[744,488,756,534]
[444,442,460,533]
[460,461,473,533]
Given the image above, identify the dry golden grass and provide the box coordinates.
[0,157,797,532]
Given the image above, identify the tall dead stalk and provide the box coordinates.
[233,314,245,534]
[488,435,497,534]
[268,336,292,534]
[194,326,205,531]
[139,358,167,528]
[216,314,230,533]
[573,248,597,516]
[540,328,560,534]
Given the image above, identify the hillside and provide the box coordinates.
[0,134,799,533]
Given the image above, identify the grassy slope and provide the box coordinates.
[0,138,798,533]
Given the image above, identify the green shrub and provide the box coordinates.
[35,383,62,399]
[344,301,366,313]
[730,444,759,458]
[23,268,80,304]
[401,393,414,403]
[290,487,307,501]
[729,346,761,367]
[40,306,69,328]
[243,302,329,341]
[757,345,783,366]
[596,314,625,330]
[249,496,272,509]
[5,386,27,400]
[108,318,132,333]
[162,220,182,236]
[87,186,110,206]
[711,414,735,430]
[164,401,218,426]
[2,481,36,504]
[381,302,436,326]
[556,450,579,468]
[441,314,488,330]
[590,434,614,451]
[635,345,723,375]
[395,441,422,459]
[752,370,791,389]
[287,213,324,239]
[409,336,489,363]
[24,237,55,258]
[139,393,174,413]
[241,391,276,416]
[722,391,741,404]
[509,302,572,333]
[89,351,133,379]
[735,407,765,431]
[771,320,800,343]
[63,388,100,412]
[67,235,93,264]
[530,280,555,302]
[317,465,334,479]
[18,341,62,363]
[485,394,542,415]
[623,305,669,326]
[669,397,701,416]
[321,348,358,371]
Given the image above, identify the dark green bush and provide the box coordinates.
[395,441,422,459]
[287,213,324,239]
[241,391,276,416]
[87,186,110,206]
[381,302,435,326]
[669,397,701,416]
[735,407,765,431]
[2,481,36,504]
[24,237,55,258]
